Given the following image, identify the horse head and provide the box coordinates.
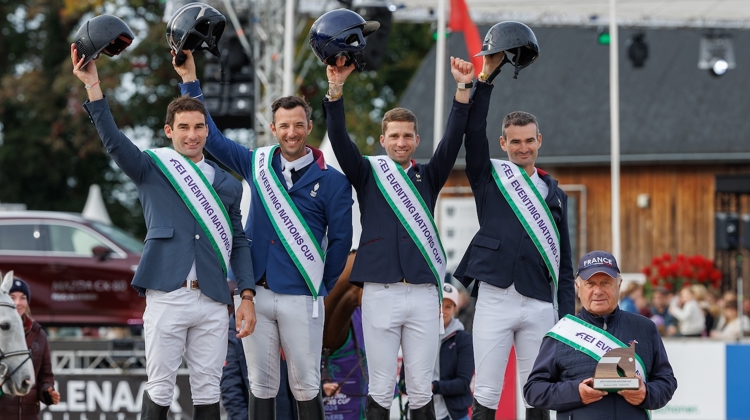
[0,271,35,396]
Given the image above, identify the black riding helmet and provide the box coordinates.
[74,15,135,69]
[475,21,539,79]
[166,2,226,66]
[309,9,380,72]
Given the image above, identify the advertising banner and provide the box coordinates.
[40,374,192,419]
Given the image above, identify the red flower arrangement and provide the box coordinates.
[641,253,723,293]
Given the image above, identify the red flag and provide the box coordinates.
[448,0,483,71]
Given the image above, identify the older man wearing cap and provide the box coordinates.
[523,251,677,420]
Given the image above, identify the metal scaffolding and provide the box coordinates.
[251,0,288,146]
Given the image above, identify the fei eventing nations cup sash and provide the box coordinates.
[490,160,560,310]
[252,145,325,318]
[364,156,447,332]
[546,315,649,416]
[146,148,233,276]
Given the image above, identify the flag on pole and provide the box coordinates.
[449,0,483,71]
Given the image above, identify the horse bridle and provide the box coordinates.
[0,300,32,390]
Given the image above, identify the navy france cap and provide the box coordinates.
[576,250,620,280]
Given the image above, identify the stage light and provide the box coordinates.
[698,31,735,78]
[626,33,648,68]
[711,59,729,76]
[597,27,610,45]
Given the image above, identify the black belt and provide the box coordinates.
[256,275,269,289]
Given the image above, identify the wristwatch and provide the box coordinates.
[457,81,473,90]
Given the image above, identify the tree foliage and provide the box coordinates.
[0,0,177,238]
[298,21,433,154]
[0,1,433,239]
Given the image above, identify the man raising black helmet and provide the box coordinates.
[70,30,255,420]
[452,22,575,420]
[324,42,475,420]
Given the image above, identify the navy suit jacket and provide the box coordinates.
[323,97,471,285]
[83,98,253,305]
[453,82,575,318]
[180,81,352,296]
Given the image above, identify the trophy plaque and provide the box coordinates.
[592,341,641,390]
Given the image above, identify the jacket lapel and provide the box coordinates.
[289,163,324,192]
[207,160,228,193]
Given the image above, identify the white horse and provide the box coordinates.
[0,271,35,396]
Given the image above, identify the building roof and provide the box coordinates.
[301,0,750,28]
[397,25,750,166]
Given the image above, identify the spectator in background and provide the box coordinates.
[711,300,750,340]
[453,282,475,334]
[222,311,250,420]
[669,286,705,337]
[619,282,641,314]
[0,278,61,419]
[692,284,716,334]
[432,284,474,420]
[650,287,677,337]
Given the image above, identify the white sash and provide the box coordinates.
[252,146,325,314]
[546,315,648,381]
[146,148,233,275]
[365,156,446,331]
[490,159,560,309]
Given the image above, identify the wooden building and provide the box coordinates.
[394,26,750,293]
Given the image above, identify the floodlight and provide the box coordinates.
[698,31,735,78]
[626,33,648,68]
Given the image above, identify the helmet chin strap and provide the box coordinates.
[485,47,525,82]
[484,58,505,84]
[351,52,366,72]
[511,47,523,79]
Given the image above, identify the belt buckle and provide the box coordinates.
[184,280,198,290]
[401,278,409,284]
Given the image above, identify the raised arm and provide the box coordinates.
[464,53,503,184]
[424,57,475,191]
[72,44,150,184]
[173,50,254,180]
[323,57,371,189]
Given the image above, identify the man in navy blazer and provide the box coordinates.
[173,50,352,420]
[71,45,256,420]
[453,52,575,420]
[324,56,475,420]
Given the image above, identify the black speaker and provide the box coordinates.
[200,25,254,129]
[716,212,740,251]
[353,5,392,71]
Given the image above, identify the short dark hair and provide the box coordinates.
[165,95,207,127]
[382,108,418,135]
[271,96,312,123]
[502,111,539,138]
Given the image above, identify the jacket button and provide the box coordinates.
[195,234,200,240]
